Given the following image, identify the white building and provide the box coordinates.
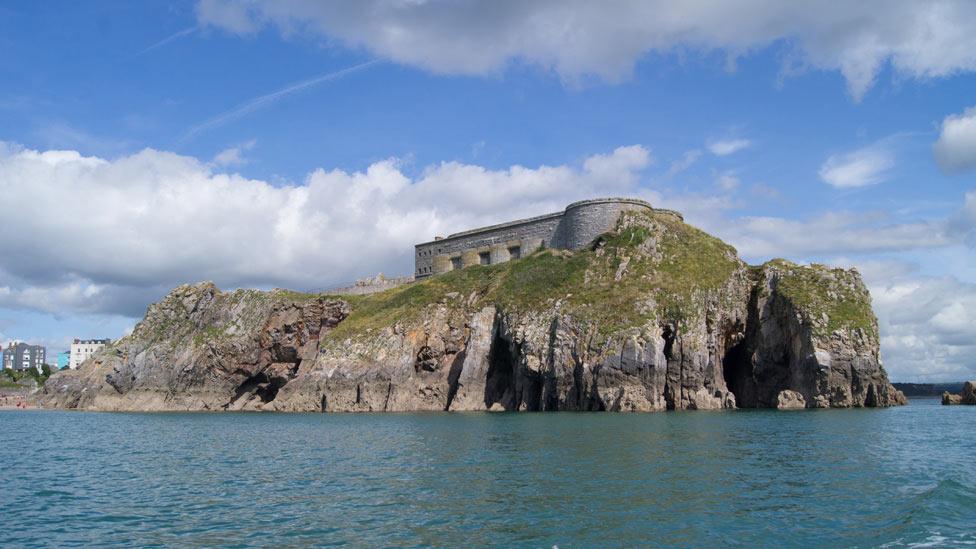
[69,338,111,369]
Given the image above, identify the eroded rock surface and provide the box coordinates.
[36,210,905,412]
[942,381,976,405]
[776,390,806,410]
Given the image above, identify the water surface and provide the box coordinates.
[1,399,972,547]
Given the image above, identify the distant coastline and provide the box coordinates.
[892,383,965,397]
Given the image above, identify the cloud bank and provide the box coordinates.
[0,142,652,317]
[196,0,976,99]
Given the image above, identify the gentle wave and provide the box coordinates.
[0,402,973,547]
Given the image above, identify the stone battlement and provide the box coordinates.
[414,197,681,278]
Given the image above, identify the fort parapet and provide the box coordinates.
[414,197,682,278]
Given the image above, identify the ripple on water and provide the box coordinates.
[0,402,973,547]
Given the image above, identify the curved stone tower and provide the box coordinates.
[550,198,653,249]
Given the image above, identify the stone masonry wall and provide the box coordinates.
[551,198,654,249]
[414,213,563,277]
[414,198,668,278]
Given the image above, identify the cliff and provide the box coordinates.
[36,209,905,412]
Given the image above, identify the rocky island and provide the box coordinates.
[942,382,976,405]
[36,199,905,412]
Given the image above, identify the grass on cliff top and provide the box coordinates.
[322,211,745,345]
[323,265,505,341]
[762,259,876,336]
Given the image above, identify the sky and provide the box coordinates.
[1,0,975,382]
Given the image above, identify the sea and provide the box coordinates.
[0,398,972,548]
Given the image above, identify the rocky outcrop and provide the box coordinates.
[776,390,806,410]
[36,210,905,412]
[942,381,976,405]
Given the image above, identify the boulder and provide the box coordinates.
[776,390,806,410]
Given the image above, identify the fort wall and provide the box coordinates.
[414,212,563,277]
[414,198,678,278]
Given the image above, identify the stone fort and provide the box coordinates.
[414,197,683,278]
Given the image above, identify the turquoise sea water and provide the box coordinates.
[1,399,973,547]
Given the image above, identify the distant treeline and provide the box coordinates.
[893,382,965,397]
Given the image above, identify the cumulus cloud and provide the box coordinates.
[868,272,976,381]
[196,0,976,99]
[818,146,894,188]
[933,106,976,173]
[0,142,652,317]
[707,139,751,156]
[212,139,256,167]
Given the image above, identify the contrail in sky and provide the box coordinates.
[178,60,381,145]
[134,26,198,57]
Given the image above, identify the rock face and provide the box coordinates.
[776,390,806,410]
[942,381,976,405]
[36,210,905,412]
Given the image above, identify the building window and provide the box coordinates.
[479,252,490,265]
[508,246,521,259]
[450,256,463,271]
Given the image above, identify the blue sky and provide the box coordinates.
[1,1,976,381]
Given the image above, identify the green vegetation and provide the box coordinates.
[765,260,876,336]
[163,210,869,351]
[1,366,53,388]
[192,325,227,346]
[322,210,747,345]
[324,264,504,340]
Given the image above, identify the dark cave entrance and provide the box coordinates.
[483,330,543,411]
[227,361,300,408]
[484,331,517,410]
[721,329,753,408]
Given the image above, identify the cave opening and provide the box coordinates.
[662,325,677,410]
[484,331,518,410]
[254,373,287,403]
[722,330,752,408]
[229,369,289,406]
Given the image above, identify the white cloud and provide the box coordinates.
[820,257,976,382]
[869,272,976,382]
[196,0,258,34]
[666,149,702,176]
[818,146,894,188]
[709,211,948,261]
[933,106,976,173]
[212,139,256,167]
[707,139,751,156]
[196,0,976,99]
[0,142,653,316]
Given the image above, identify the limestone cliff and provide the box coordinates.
[37,210,905,412]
